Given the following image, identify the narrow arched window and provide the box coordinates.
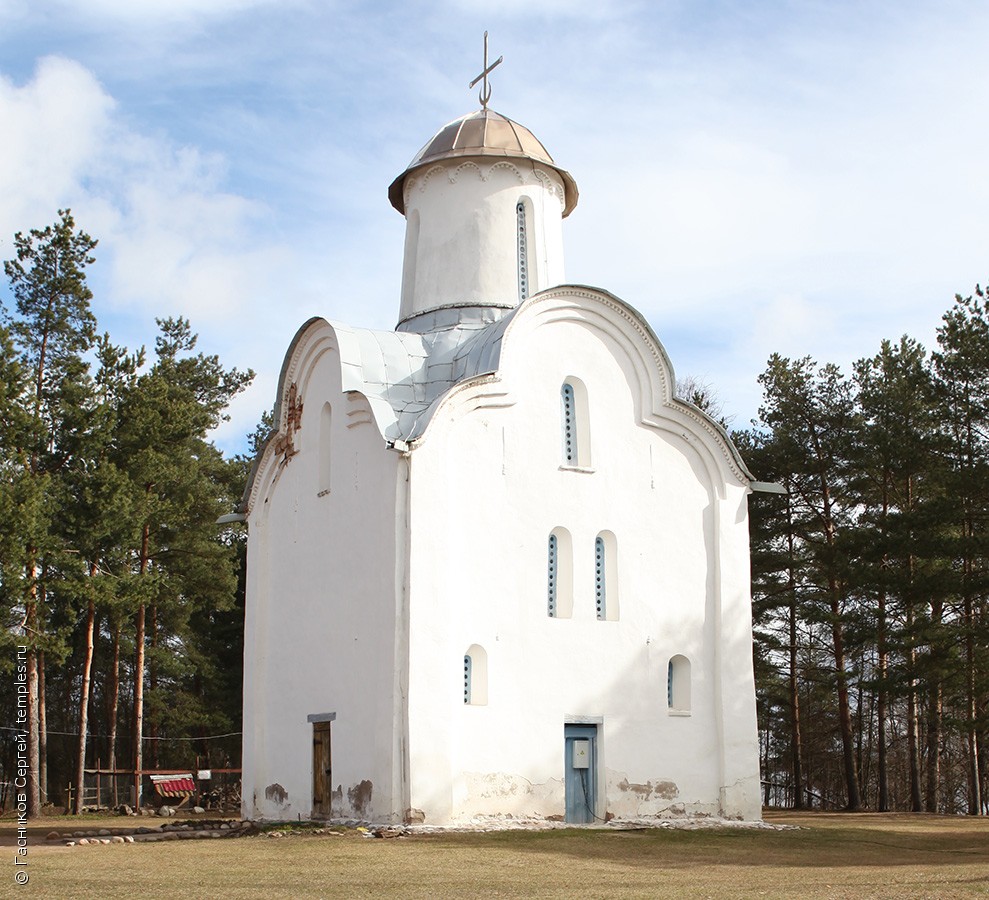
[562,383,576,463]
[594,536,606,619]
[548,533,558,616]
[548,527,573,618]
[517,200,529,301]
[668,655,691,712]
[464,644,488,705]
[318,402,332,495]
[595,531,618,621]
[561,378,590,468]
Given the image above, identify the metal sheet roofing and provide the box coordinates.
[330,305,518,441]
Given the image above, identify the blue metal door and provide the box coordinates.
[564,724,598,824]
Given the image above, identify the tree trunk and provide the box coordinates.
[855,672,866,798]
[107,622,121,808]
[789,590,805,808]
[133,520,150,808]
[905,498,923,812]
[964,589,982,815]
[74,589,96,815]
[877,587,889,811]
[831,605,861,810]
[26,647,41,817]
[150,602,159,770]
[134,602,145,808]
[821,488,859,811]
[907,643,923,811]
[38,648,47,806]
[925,682,942,812]
[785,495,805,809]
[925,599,943,813]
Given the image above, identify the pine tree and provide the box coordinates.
[59,334,145,812]
[932,289,989,814]
[756,355,862,810]
[735,427,808,808]
[1,210,97,816]
[109,317,252,804]
[849,336,939,810]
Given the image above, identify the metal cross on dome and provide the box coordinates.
[469,31,503,110]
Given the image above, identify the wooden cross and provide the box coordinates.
[469,31,503,110]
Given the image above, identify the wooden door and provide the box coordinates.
[312,721,332,817]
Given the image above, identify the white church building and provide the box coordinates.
[240,90,765,824]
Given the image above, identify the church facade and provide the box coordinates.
[240,104,764,825]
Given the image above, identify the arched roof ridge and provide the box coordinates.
[414,285,754,485]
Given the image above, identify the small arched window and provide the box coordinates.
[561,378,590,468]
[595,531,619,621]
[464,644,488,706]
[668,655,691,713]
[548,527,573,618]
[517,199,529,302]
[318,402,332,495]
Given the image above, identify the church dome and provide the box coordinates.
[388,108,578,217]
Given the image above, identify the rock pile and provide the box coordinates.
[47,819,257,847]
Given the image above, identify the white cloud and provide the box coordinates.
[0,57,279,308]
[0,55,301,450]
[3,3,988,449]
[0,57,115,248]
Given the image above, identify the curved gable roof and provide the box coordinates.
[242,287,754,513]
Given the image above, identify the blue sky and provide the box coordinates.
[1,1,987,453]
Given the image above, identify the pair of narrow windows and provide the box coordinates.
[561,379,590,467]
[548,530,617,620]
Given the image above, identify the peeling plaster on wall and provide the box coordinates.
[455,772,564,819]
[347,780,373,817]
[616,778,678,800]
[604,772,722,819]
[452,771,723,823]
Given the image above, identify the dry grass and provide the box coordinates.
[7,811,989,899]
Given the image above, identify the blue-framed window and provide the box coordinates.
[562,383,576,464]
[517,200,529,301]
[548,533,558,617]
[595,535,606,619]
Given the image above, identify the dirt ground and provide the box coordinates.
[4,809,988,899]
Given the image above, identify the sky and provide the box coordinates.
[1,0,987,453]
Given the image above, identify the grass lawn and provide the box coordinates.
[6,810,988,898]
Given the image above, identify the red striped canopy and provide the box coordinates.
[150,774,195,797]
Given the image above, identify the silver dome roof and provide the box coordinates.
[388,108,578,217]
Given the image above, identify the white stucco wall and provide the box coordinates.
[242,324,407,823]
[399,159,566,324]
[403,288,761,823]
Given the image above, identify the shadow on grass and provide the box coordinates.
[408,813,989,873]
